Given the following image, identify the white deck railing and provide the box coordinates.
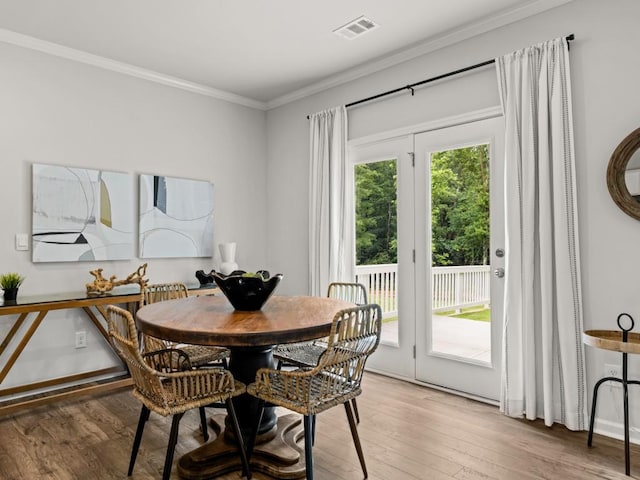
[355,263,490,317]
[431,265,490,313]
[355,264,398,317]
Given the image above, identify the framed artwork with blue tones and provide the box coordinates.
[139,174,214,258]
[32,163,134,262]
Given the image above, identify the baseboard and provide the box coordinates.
[593,418,640,445]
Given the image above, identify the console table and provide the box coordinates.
[0,284,217,416]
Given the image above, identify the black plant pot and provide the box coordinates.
[3,288,18,302]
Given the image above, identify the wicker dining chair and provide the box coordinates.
[106,305,251,480]
[141,282,230,367]
[247,303,382,480]
[273,282,368,422]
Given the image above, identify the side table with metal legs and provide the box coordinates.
[584,313,640,477]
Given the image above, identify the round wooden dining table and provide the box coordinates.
[136,294,353,479]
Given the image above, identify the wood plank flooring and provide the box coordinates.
[0,372,637,479]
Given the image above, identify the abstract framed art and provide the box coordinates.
[138,174,214,258]
[32,163,134,262]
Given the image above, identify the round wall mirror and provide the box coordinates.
[607,128,640,220]
[626,149,640,200]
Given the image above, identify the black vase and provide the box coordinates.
[3,288,18,302]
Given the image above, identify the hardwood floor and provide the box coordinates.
[0,372,636,479]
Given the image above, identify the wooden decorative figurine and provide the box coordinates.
[86,263,148,295]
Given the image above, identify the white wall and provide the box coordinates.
[0,42,268,391]
[266,0,640,440]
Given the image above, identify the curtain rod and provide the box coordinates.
[307,34,574,118]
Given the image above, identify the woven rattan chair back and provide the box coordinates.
[107,304,141,362]
[308,303,381,406]
[252,303,381,414]
[107,306,185,407]
[140,283,189,353]
[141,282,189,305]
[326,282,368,305]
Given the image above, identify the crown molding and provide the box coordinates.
[266,0,573,110]
[0,28,268,111]
[0,0,572,112]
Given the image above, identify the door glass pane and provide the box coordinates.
[354,159,398,345]
[430,145,491,363]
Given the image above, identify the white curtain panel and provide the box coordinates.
[308,106,352,296]
[496,37,587,430]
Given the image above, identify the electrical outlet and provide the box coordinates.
[75,331,87,349]
[604,363,621,386]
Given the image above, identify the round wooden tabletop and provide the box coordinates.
[136,294,354,347]
[583,330,640,355]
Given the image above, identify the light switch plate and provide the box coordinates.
[15,233,29,251]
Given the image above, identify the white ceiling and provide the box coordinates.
[0,0,570,109]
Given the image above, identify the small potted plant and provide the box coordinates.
[0,272,25,302]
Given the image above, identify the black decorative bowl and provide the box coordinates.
[212,270,283,311]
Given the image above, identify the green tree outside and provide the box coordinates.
[354,145,489,268]
[431,145,489,267]
[355,159,397,265]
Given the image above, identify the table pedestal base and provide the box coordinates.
[178,413,306,479]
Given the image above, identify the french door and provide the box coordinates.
[351,114,505,401]
[414,116,504,401]
[350,136,414,379]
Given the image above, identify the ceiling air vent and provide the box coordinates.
[333,15,379,40]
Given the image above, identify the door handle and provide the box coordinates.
[494,268,505,278]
